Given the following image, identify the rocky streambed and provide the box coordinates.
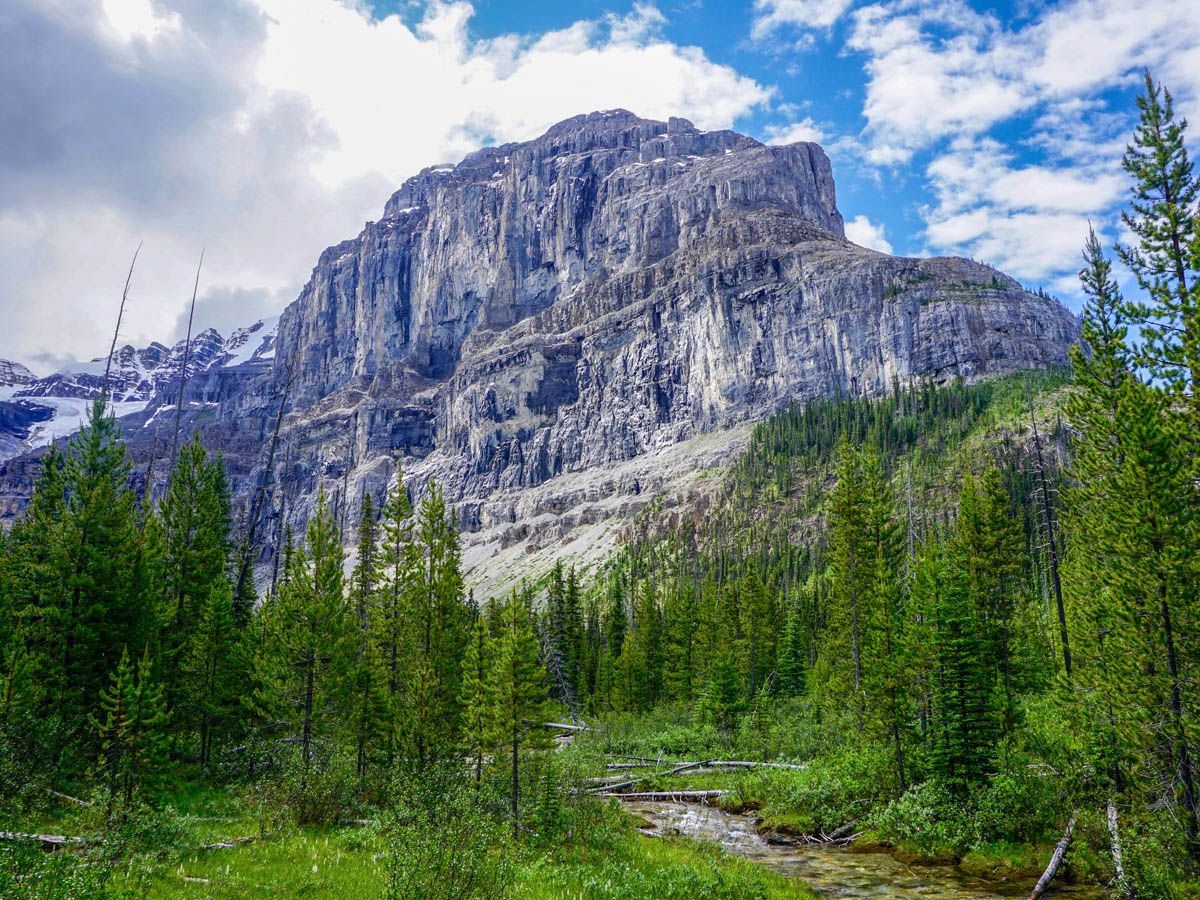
[626,800,1105,899]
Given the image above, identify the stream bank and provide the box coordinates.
[626,800,1105,899]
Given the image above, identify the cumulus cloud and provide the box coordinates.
[763,118,826,144]
[751,0,855,41]
[844,214,892,253]
[845,0,1200,289]
[0,0,771,364]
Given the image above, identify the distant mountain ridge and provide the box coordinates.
[0,318,277,463]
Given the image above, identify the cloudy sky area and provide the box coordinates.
[2,0,1198,370]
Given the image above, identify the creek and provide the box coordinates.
[625,800,1106,899]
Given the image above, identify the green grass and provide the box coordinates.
[4,782,817,899]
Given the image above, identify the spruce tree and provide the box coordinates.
[182,583,243,768]
[918,544,997,791]
[375,474,416,765]
[56,401,145,730]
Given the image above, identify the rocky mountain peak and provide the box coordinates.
[0,112,1078,590]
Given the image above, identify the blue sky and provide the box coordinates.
[1,0,1198,366]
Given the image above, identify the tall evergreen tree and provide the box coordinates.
[256,491,353,779]
[1117,72,1200,401]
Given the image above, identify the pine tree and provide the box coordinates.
[375,473,415,766]
[953,468,1023,733]
[1116,72,1200,401]
[737,562,777,700]
[181,583,243,768]
[160,438,233,692]
[55,401,146,730]
[461,611,493,784]
[408,481,469,768]
[92,646,169,820]
[352,492,379,635]
[777,594,808,697]
[488,589,551,834]
[698,647,743,734]
[257,491,353,778]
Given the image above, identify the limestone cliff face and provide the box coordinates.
[0,111,1078,581]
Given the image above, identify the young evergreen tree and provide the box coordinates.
[777,594,808,697]
[918,544,997,792]
[488,589,551,834]
[181,583,243,768]
[92,646,169,820]
[256,491,353,779]
[461,611,493,784]
[375,474,416,766]
[159,437,233,737]
[55,401,146,731]
[953,468,1023,734]
[407,481,469,768]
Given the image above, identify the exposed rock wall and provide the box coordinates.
[0,111,1078,585]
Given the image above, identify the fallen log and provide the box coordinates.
[599,790,726,803]
[588,759,716,794]
[200,835,256,850]
[828,820,858,840]
[47,789,92,808]
[0,831,85,852]
[181,876,211,884]
[1029,817,1075,900]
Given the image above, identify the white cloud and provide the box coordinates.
[763,118,826,144]
[844,214,892,253]
[751,0,855,41]
[0,0,772,364]
[845,0,1200,290]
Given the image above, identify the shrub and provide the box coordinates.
[384,764,512,900]
[873,780,973,857]
[972,768,1060,845]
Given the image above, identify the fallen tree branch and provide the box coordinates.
[0,831,86,852]
[200,835,256,851]
[589,759,716,794]
[599,790,726,803]
[47,789,92,808]
[1029,817,1075,900]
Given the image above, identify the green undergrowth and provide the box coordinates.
[1,772,815,899]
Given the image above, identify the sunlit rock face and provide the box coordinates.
[0,111,1078,583]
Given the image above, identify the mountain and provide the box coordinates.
[0,111,1078,588]
[0,319,277,466]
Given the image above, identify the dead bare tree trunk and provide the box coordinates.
[233,364,296,622]
[102,243,142,404]
[170,250,204,469]
[1107,799,1132,898]
[1029,817,1074,900]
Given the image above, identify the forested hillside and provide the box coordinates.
[1,73,1199,900]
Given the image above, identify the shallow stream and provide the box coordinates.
[625,800,1105,899]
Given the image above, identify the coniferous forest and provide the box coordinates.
[3,73,1200,899]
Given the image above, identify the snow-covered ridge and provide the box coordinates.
[0,317,279,462]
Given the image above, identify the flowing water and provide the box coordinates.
[625,800,1106,899]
